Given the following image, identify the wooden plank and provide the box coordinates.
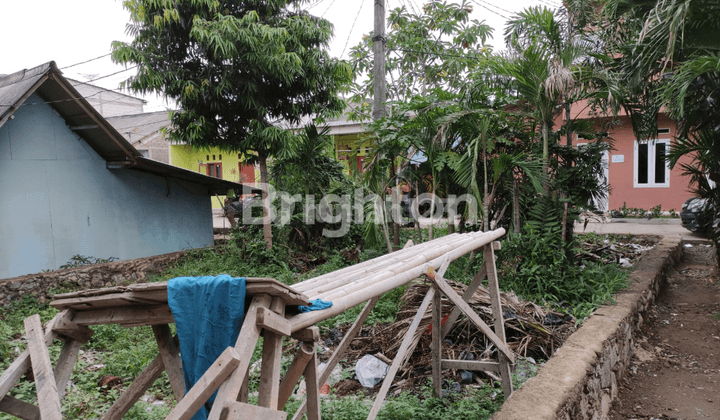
[0,310,71,401]
[164,347,241,420]
[51,316,94,343]
[50,293,166,311]
[102,353,165,420]
[278,343,314,409]
[431,284,442,398]
[291,297,379,420]
[217,401,286,420]
[207,294,270,420]
[291,326,319,343]
[54,338,82,400]
[24,314,62,420]
[441,359,501,372]
[429,276,514,363]
[303,348,321,420]
[0,395,40,420]
[440,265,487,339]
[151,324,185,401]
[483,243,513,399]
[71,305,174,326]
[256,307,291,337]
[257,297,285,409]
[366,289,435,420]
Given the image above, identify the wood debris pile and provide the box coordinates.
[337,279,575,390]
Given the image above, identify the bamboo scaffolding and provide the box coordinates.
[0,229,512,420]
[290,229,506,331]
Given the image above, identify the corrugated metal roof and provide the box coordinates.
[105,111,171,145]
[0,62,258,196]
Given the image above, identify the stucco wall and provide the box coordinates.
[560,103,695,212]
[0,94,214,279]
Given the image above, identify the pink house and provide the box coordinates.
[560,102,695,213]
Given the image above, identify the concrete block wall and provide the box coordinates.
[0,251,186,308]
[493,236,683,419]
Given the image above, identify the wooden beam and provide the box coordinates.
[367,289,435,420]
[291,297,379,420]
[102,354,165,420]
[483,243,513,398]
[431,284,443,398]
[257,298,285,409]
[207,295,271,420]
[441,360,500,372]
[440,265,487,339]
[71,305,174,326]
[54,338,82,400]
[256,307,291,337]
[290,326,319,343]
[429,275,514,363]
[217,401,286,420]
[0,395,40,420]
[164,347,241,420]
[303,347,321,420]
[152,324,185,401]
[24,315,62,420]
[278,343,314,409]
[0,310,71,401]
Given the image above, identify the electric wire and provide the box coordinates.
[320,0,337,18]
[60,53,112,70]
[86,66,137,83]
[468,0,508,19]
[341,0,367,58]
[472,0,513,16]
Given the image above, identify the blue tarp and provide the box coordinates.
[167,275,247,420]
[298,298,333,313]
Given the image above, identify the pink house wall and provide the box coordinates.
[563,111,695,212]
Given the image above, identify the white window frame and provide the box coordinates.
[633,138,670,188]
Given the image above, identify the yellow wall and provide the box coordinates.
[170,145,258,208]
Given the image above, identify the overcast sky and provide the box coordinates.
[0,0,559,112]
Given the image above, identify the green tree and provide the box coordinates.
[112,0,352,248]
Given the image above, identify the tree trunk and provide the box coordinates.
[414,180,422,243]
[513,177,521,234]
[542,120,550,196]
[391,163,400,248]
[259,153,273,249]
[429,182,437,241]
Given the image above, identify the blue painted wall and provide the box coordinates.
[0,94,213,279]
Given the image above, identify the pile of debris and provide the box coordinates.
[327,278,575,394]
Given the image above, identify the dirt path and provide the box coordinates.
[609,242,720,420]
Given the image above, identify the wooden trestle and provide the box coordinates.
[0,229,513,420]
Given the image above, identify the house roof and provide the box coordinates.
[105,111,172,146]
[0,62,257,195]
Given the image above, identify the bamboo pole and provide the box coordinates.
[290,228,505,331]
[315,231,497,303]
[311,233,486,302]
[294,233,461,293]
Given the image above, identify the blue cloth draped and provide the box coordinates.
[167,275,247,420]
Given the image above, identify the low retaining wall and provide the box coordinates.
[0,251,187,308]
[493,235,684,420]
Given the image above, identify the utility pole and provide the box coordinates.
[372,0,395,252]
[373,0,386,121]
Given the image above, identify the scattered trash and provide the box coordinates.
[685,243,694,248]
[459,371,474,384]
[355,354,389,388]
[619,258,633,268]
[325,328,344,347]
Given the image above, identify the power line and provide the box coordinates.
[320,0,337,18]
[86,66,137,83]
[60,53,113,70]
[473,0,513,16]
[341,0,367,58]
[468,0,508,19]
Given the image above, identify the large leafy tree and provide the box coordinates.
[112,0,352,248]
